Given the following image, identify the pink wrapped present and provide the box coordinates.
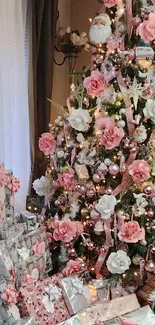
[0,163,8,223]
[0,242,15,288]
[5,170,20,218]
[78,294,140,325]
[20,277,70,325]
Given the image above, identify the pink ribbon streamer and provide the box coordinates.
[66,97,72,112]
[41,196,49,216]
[122,319,138,325]
[125,0,133,38]
[95,219,112,278]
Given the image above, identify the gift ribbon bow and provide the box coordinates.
[33,240,46,255]
[70,278,91,301]
[122,319,138,325]
[42,284,61,313]
[1,286,18,306]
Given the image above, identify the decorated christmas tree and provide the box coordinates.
[33,0,155,287]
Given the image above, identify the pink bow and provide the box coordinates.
[33,240,46,255]
[122,318,138,325]
[1,286,18,305]
[8,176,20,193]
[0,166,8,187]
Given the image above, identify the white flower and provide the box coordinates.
[107,250,131,274]
[133,125,147,143]
[133,193,148,208]
[95,194,116,220]
[78,148,96,166]
[68,107,92,132]
[143,99,155,123]
[57,150,64,158]
[33,176,52,196]
[76,133,85,143]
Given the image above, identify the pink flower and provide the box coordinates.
[118,221,145,243]
[63,260,82,276]
[104,0,117,7]
[75,221,83,237]
[151,0,155,3]
[53,219,77,243]
[8,177,20,193]
[1,286,18,305]
[100,124,124,150]
[95,117,114,131]
[136,13,155,43]
[39,132,56,156]
[83,70,107,97]
[128,160,151,184]
[0,165,8,187]
[63,168,77,190]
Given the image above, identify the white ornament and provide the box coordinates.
[68,107,92,132]
[107,250,131,274]
[89,14,112,45]
[94,220,104,235]
[104,158,112,166]
[119,108,126,115]
[95,194,116,220]
[57,150,65,158]
[117,120,126,128]
[133,125,147,143]
[33,176,52,197]
[143,99,155,123]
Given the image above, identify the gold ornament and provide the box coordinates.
[132,254,141,266]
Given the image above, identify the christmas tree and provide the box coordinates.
[33,0,155,285]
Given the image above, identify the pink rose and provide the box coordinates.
[39,132,56,156]
[53,219,77,243]
[136,13,155,43]
[63,260,82,276]
[128,160,151,184]
[63,168,77,190]
[118,221,145,243]
[83,70,107,97]
[1,286,18,305]
[104,0,117,8]
[97,118,124,149]
[75,221,83,237]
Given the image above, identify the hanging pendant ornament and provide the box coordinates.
[125,0,133,38]
[145,245,155,273]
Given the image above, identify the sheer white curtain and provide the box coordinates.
[0,0,31,211]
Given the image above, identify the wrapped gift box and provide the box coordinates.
[20,277,70,325]
[77,294,140,325]
[60,274,99,315]
[1,233,29,265]
[58,315,82,325]
[5,170,14,218]
[137,275,155,307]
[15,317,37,325]
[0,185,6,223]
[92,280,128,301]
[15,253,46,288]
[104,305,155,325]
[24,226,52,271]
[16,211,38,232]
[0,243,15,289]
[0,223,27,240]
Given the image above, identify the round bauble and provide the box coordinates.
[54,200,61,207]
[147,209,154,218]
[68,248,77,258]
[115,101,121,108]
[93,174,100,183]
[117,120,126,128]
[109,164,119,175]
[144,186,152,195]
[132,16,142,27]
[90,209,100,221]
[118,242,129,252]
[86,182,94,190]
[104,158,112,166]
[80,185,87,195]
[116,92,123,101]
[132,254,141,266]
[86,189,95,198]
[145,260,155,272]
[87,241,96,251]
[57,150,64,158]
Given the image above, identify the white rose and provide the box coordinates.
[95,194,116,220]
[68,107,92,132]
[33,176,51,196]
[57,150,64,158]
[107,250,131,274]
[76,133,85,143]
[133,125,147,143]
[143,99,155,123]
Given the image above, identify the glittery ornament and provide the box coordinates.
[93,174,101,183]
[117,120,126,128]
[132,254,141,266]
[90,209,100,221]
[55,200,61,207]
[144,186,152,195]
[80,185,87,195]
[109,164,119,175]
[147,209,154,218]
[132,16,141,27]
[118,242,129,252]
[87,241,96,251]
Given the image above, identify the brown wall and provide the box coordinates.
[51,0,100,123]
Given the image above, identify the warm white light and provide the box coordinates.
[89,18,92,23]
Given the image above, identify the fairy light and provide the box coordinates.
[122,273,126,278]
[70,83,75,92]
[89,18,92,23]
[28,205,32,210]
[34,207,38,211]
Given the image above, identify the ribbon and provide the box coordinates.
[8,177,20,193]
[42,284,61,313]
[125,0,133,38]
[122,318,138,325]
[33,240,46,255]
[41,196,49,216]
[69,278,92,300]
[95,219,112,278]
[99,2,106,14]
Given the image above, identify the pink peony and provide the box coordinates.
[100,124,124,150]
[63,260,82,276]
[39,132,56,156]
[136,13,155,43]
[83,70,107,97]
[104,0,117,8]
[128,160,151,184]
[53,219,77,243]
[63,168,77,190]
[118,221,145,243]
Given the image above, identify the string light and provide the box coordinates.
[70,83,75,92]
[89,18,92,23]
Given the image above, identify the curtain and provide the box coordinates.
[0,0,31,211]
[32,0,58,180]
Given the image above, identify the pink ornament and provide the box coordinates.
[68,248,77,258]
[145,260,155,272]
[80,185,86,195]
[87,242,96,251]
[132,16,142,28]
[90,209,100,221]
[55,200,60,207]
[109,164,119,175]
[147,209,154,218]
[87,189,95,198]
